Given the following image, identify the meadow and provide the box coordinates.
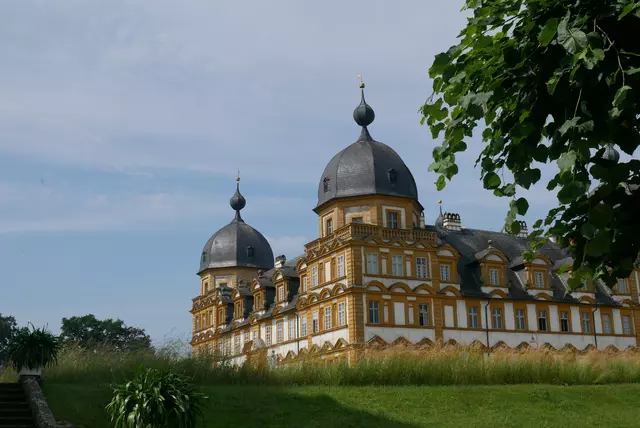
[4,342,640,427]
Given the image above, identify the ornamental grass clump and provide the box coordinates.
[105,367,207,428]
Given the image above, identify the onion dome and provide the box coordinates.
[315,82,420,211]
[199,177,274,273]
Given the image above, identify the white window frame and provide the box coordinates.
[326,218,333,235]
[582,312,591,333]
[301,316,308,337]
[468,307,479,329]
[560,311,570,332]
[418,304,430,326]
[265,325,272,345]
[338,302,346,326]
[492,308,503,329]
[337,255,345,277]
[303,276,308,292]
[367,253,378,275]
[440,264,451,282]
[534,271,545,288]
[324,306,332,330]
[234,335,241,354]
[391,255,403,276]
[538,310,548,331]
[278,286,285,302]
[276,322,284,343]
[515,309,526,330]
[312,266,318,287]
[618,279,628,294]
[489,268,499,285]
[387,212,399,229]
[602,314,612,334]
[623,315,632,335]
[312,311,319,333]
[368,301,380,324]
[416,257,428,279]
[289,318,296,340]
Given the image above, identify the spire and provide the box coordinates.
[435,200,444,228]
[230,170,246,221]
[353,75,375,134]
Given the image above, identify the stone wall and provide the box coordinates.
[21,376,75,428]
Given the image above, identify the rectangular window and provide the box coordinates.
[324,261,331,282]
[202,314,206,327]
[468,307,479,329]
[254,294,261,310]
[416,257,427,278]
[276,322,284,343]
[489,268,499,285]
[326,218,333,235]
[392,255,403,276]
[617,279,628,294]
[244,331,250,343]
[602,314,612,334]
[582,312,592,333]
[195,317,200,331]
[337,255,345,277]
[234,335,241,354]
[235,302,241,318]
[324,307,332,330]
[312,311,319,333]
[338,302,346,326]
[253,329,258,343]
[492,308,503,329]
[440,264,451,281]
[265,326,272,345]
[623,315,633,335]
[209,311,214,326]
[278,286,285,302]
[515,309,526,330]
[419,304,430,326]
[560,311,570,332]
[289,318,296,340]
[534,271,545,288]
[366,253,379,275]
[387,212,398,229]
[368,301,380,324]
[302,277,308,292]
[538,310,548,331]
[312,266,318,286]
[301,316,308,337]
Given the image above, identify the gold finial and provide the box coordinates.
[236,169,240,182]
[357,73,364,88]
[437,200,443,204]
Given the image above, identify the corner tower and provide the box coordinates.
[314,82,424,237]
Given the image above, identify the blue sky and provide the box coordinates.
[0,0,562,345]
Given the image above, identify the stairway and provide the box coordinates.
[0,383,35,428]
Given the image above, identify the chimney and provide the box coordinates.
[275,255,286,268]
[517,220,528,238]
[419,211,425,228]
[442,212,462,231]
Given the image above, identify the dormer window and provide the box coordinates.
[388,168,397,184]
[201,252,207,264]
[617,279,628,294]
[489,268,499,285]
[534,271,545,288]
[247,246,254,258]
[323,177,330,192]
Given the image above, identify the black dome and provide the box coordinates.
[315,128,420,210]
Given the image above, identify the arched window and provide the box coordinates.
[323,177,330,192]
[388,169,397,184]
[247,246,254,258]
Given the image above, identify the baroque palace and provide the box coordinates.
[190,83,640,364]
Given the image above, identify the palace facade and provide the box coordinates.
[190,84,640,363]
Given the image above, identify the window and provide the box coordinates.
[368,301,380,324]
[201,252,207,263]
[255,293,262,310]
[440,264,451,281]
[289,318,296,340]
[538,310,548,331]
[366,253,379,274]
[468,307,479,329]
[278,286,285,302]
[534,271,545,288]
[323,177,330,192]
[489,268,499,285]
[312,266,318,286]
[234,335,241,354]
[337,255,345,277]
[209,311,214,326]
[195,316,200,331]
[208,344,214,355]
[582,312,592,333]
[419,304,430,326]
[560,311,570,332]
[352,216,363,224]
[602,314,612,334]
[253,329,258,343]
[202,314,206,327]
[617,279,628,294]
[276,322,284,343]
[302,276,308,292]
[516,309,526,330]
[492,308,503,329]
[218,309,225,324]
[235,302,242,318]
[312,311,319,333]
[326,218,333,235]
[392,255,403,276]
[246,246,254,258]
[623,315,633,335]
[416,257,428,279]
[325,307,332,330]
[324,261,331,282]
[338,302,346,326]
[301,315,308,337]
[387,212,399,229]
[388,168,397,184]
[244,331,250,343]
[265,326,272,345]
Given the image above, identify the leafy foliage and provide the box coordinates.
[61,314,151,352]
[7,323,61,370]
[0,313,18,363]
[105,367,207,428]
[421,0,640,288]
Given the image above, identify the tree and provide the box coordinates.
[0,313,18,362]
[421,0,640,288]
[60,314,151,351]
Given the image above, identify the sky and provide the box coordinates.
[0,0,565,345]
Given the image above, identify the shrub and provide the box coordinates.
[105,367,207,428]
[7,323,61,371]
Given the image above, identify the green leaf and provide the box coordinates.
[580,223,597,239]
[619,1,639,20]
[435,175,447,191]
[557,181,586,204]
[557,151,577,172]
[430,52,451,78]
[538,18,559,46]
[515,197,529,215]
[585,232,611,257]
[625,67,640,75]
[558,117,581,136]
[611,86,632,118]
[588,203,613,227]
[483,172,501,189]
[557,15,587,54]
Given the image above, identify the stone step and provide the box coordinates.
[0,408,31,417]
[0,385,21,392]
[0,416,35,426]
[0,395,24,403]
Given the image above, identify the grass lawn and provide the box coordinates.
[44,383,640,428]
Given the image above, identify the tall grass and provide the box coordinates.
[5,340,640,386]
